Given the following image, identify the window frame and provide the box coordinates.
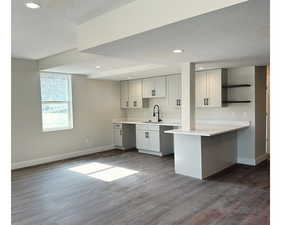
[40,73,73,132]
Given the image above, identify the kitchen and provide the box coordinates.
[113,66,267,179]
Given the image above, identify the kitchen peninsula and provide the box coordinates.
[165,121,250,179]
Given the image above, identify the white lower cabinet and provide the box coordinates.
[113,127,123,147]
[136,124,173,156]
[136,129,160,152]
[113,123,136,150]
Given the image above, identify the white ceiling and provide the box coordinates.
[13,0,269,81]
[12,0,136,59]
[86,0,269,66]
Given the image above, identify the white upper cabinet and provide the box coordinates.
[128,79,144,108]
[195,69,227,108]
[167,74,181,107]
[129,79,142,97]
[142,76,166,98]
[195,71,207,107]
[120,81,129,109]
[206,69,223,107]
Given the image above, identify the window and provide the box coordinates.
[40,73,73,132]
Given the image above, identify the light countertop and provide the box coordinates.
[112,120,180,127]
[164,121,250,136]
[112,120,250,135]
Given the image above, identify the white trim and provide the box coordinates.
[138,149,163,156]
[11,145,114,170]
[237,153,269,166]
[255,153,269,165]
[237,157,256,166]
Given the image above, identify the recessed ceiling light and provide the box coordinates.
[198,67,204,70]
[95,66,101,69]
[173,49,184,53]
[25,2,40,9]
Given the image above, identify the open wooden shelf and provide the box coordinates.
[223,100,251,103]
[222,84,251,88]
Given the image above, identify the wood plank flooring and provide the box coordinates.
[12,150,269,225]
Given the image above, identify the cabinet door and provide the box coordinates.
[142,78,154,98]
[206,69,222,107]
[121,99,129,109]
[120,81,129,108]
[167,75,181,107]
[147,131,160,152]
[129,96,142,108]
[113,128,123,147]
[136,130,149,149]
[121,81,129,99]
[129,79,142,97]
[195,71,207,107]
[154,77,166,97]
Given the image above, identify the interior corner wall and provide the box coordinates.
[11,58,124,168]
[254,66,267,158]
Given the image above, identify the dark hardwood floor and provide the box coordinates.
[12,149,270,225]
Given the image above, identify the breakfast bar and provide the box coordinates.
[165,121,250,179]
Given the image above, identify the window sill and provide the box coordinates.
[42,127,73,133]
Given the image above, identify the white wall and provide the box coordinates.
[11,58,124,169]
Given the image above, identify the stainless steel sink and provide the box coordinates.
[142,120,160,124]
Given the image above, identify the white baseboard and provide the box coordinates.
[12,145,114,170]
[255,153,269,165]
[237,153,269,166]
[237,157,256,166]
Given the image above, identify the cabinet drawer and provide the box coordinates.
[112,123,122,129]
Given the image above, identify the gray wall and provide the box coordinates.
[12,58,124,167]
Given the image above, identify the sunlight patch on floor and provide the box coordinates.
[69,162,112,174]
[69,162,139,182]
[88,167,138,182]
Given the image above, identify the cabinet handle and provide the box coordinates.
[126,101,128,107]
[176,99,179,106]
[145,131,149,138]
[206,98,209,105]
[178,99,181,106]
[120,130,122,136]
[203,98,206,106]
[133,101,137,107]
[152,89,156,96]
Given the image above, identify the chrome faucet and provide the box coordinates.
[153,104,162,122]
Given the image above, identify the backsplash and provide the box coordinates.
[125,97,181,123]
